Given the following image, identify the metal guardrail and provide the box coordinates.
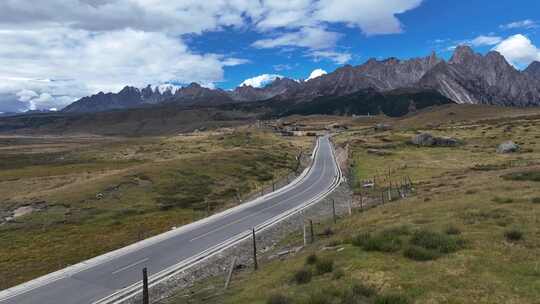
[93,136,342,304]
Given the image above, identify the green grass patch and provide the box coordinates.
[531,197,540,204]
[314,258,334,275]
[267,294,292,304]
[502,170,540,182]
[492,197,514,204]
[374,293,410,304]
[403,245,440,261]
[504,228,524,242]
[293,268,312,284]
[305,253,318,265]
[351,227,409,253]
[409,230,464,254]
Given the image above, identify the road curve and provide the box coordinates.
[0,135,341,304]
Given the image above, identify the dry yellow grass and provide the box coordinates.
[169,106,540,304]
[0,128,312,289]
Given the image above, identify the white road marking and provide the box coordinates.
[112,258,149,275]
[189,149,329,243]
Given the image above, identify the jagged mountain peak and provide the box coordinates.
[525,61,540,79]
[186,82,202,89]
[450,45,480,64]
[118,85,140,94]
[61,46,540,113]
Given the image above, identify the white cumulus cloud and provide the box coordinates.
[468,35,502,47]
[252,27,342,50]
[309,50,352,64]
[0,0,424,111]
[307,69,327,81]
[493,34,540,67]
[0,28,244,111]
[240,74,283,88]
[500,19,538,30]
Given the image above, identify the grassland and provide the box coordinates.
[169,105,540,304]
[0,128,312,289]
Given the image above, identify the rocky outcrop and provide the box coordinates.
[62,46,540,113]
[418,46,540,106]
[274,53,441,102]
[62,86,146,113]
[168,83,233,105]
[229,78,301,102]
[524,61,540,80]
[63,78,301,113]
[411,133,460,147]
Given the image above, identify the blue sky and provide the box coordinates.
[204,0,540,89]
[0,0,540,112]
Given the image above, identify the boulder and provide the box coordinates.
[412,133,435,146]
[497,141,520,154]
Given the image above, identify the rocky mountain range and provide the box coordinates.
[62,45,540,113]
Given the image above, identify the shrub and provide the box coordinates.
[293,268,312,284]
[350,283,376,298]
[267,294,291,304]
[341,283,376,304]
[332,269,344,280]
[322,227,334,236]
[531,197,540,204]
[445,225,461,235]
[382,226,411,236]
[304,292,332,304]
[305,253,318,265]
[315,258,334,275]
[352,232,402,253]
[403,246,439,261]
[410,230,463,253]
[504,228,524,242]
[492,197,514,204]
[502,171,540,182]
[374,294,410,304]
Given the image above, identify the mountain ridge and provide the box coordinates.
[62,46,540,113]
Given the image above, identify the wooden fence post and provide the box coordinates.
[303,218,308,246]
[332,199,337,224]
[224,257,238,289]
[252,228,258,271]
[142,267,149,304]
[309,220,314,244]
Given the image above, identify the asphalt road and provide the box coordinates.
[0,135,340,304]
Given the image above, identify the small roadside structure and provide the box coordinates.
[497,141,520,154]
[374,123,392,132]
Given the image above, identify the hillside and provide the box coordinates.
[0,105,260,136]
[164,106,540,304]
